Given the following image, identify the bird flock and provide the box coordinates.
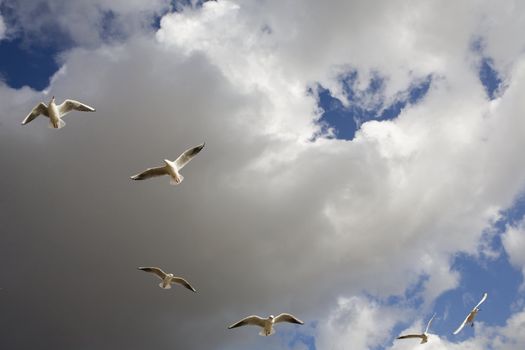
[20,96,488,344]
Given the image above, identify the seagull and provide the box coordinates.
[453,292,488,335]
[21,96,95,129]
[228,313,304,336]
[396,313,436,344]
[137,267,197,292]
[130,143,205,185]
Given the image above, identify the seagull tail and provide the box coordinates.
[158,282,171,289]
[169,175,184,186]
[48,119,66,129]
[259,328,275,336]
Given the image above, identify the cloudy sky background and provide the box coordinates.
[1,0,525,349]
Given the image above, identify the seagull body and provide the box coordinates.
[22,96,95,129]
[228,313,303,336]
[396,314,436,344]
[453,292,488,335]
[137,267,196,292]
[130,143,205,185]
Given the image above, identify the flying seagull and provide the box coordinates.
[228,313,303,336]
[453,292,488,335]
[130,143,205,185]
[22,96,95,129]
[396,313,436,344]
[137,267,197,292]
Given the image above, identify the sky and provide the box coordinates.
[1,1,525,349]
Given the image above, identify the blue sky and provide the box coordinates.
[307,45,524,349]
[0,37,60,90]
[1,1,525,350]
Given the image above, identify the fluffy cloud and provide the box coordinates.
[1,1,525,350]
[502,216,525,282]
[0,14,6,40]
[385,307,525,349]
[315,296,409,350]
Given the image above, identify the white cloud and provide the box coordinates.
[0,14,6,40]
[1,1,525,349]
[502,215,525,282]
[385,307,525,350]
[315,296,409,350]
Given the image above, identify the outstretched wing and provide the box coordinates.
[137,267,167,280]
[172,277,197,292]
[228,315,266,329]
[174,143,205,170]
[397,334,424,340]
[425,313,436,333]
[130,166,168,180]
[58,99,96,116]
[453,313,470,335]
[274,313,304,325]
[474,292,488,309]
[22,103,48,125]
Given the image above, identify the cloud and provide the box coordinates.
[1,1,525,349]
[0,14,6,40]
[385,306,525,349]
[315,296,409,350]
[0,0,170,47]
[502,215,525,283]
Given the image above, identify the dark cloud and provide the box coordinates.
[1,2,525,350]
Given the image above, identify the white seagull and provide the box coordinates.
[130,143,205,185]
[453,292,488,335]
[228,313,304,336]
[396,313,436,344]
[137,267,197,292]
[22,96,95,129]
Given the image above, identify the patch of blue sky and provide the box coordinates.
[434,252,521,341]
[498,194,525,227]
[0,5,155,91]
[0,2,69,90]
[431,197,525,342]
[471,37,503,100]
[287,329,317,350]
[314,71,431,141]
[0,37,61,90]
[479,57,502,100]
[361,276,429,348]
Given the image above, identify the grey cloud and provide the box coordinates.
[2,1,525,350]
[0,0,169,48]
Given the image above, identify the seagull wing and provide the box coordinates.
[274,313,304,325]
[58,99,96,116]
[130,166,168,180]
[22,103,48,125]
[474,292,488,309]
[171,277,197,292]
[425,313,436,333]
[228,315,266,329]
[397,334,424,340]
[137,267,167,280]
[174,143,205,170]
[453,313,470,335]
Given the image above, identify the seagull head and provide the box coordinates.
[269,315,275,320]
